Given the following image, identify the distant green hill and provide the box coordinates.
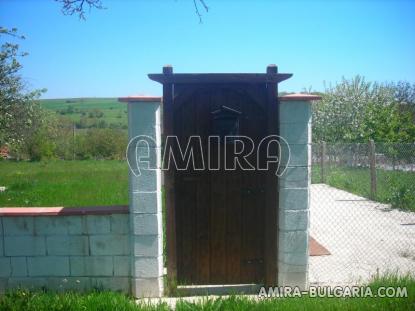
[39,98,127,129]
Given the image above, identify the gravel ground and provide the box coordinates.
[309,184,415,286]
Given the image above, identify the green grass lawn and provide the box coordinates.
[2,160,414,211]
[0,274,413,310]
[39,98,127,128]
[312,165,415,212]
[0,160,128,207]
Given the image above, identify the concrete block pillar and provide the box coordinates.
[119,96,164,297]
[278,93,321,290]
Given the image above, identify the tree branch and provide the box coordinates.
[56,0,209,21]
[193,0,209,23]
[55,0,105,20]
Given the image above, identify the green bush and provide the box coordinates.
[387,181,415,211]
[75,128,127,160]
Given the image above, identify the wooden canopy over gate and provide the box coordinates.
[149,65,292,286]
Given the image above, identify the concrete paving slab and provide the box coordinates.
[309,184,415,286]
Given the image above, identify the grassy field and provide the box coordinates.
[0,160,128,207]
[1,160,414,210]
[39,98,127,128]
[312,165,415,212]
[0,274,413,310]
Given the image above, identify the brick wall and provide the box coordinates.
[0,207,130,294]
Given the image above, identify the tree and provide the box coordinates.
[312,76,415,143]
[0,27,46,155]
[55,0,209,22]
[392,81,415,106]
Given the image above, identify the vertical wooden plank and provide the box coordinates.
[163,65,178,283]
[175,178,184,282]
[196,89,211,283]
[196,174,210,283]
[176,89,202,284]
[175,99,184,283]
[187,97,199,283]
[209,90,228,284]
[224,87,242,283]
[369,139,377,200]
[225,89,258,284]
[210,168,227,283]
[180,180,197,283]
[264,64,278,286]
[225,170,242,283]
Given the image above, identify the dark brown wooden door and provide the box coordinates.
[174,86,268,285]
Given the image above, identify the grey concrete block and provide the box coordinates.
[133,235,161,257]
[128,102,160,144]
[279,210,309,231]
[133,256,163,278]
[3,217,34,235]
[86,216,111,234]
[90,235,130,256]
[278,261,308,273]
[8,277,47,289]
[70,256,113,277]
[0,257,11,277]
[91,277,130,293]
[110,214,129,234]
[281,144,310,167]
[0,236,3,256]
[4,236,46,256]
[279,231,309,253]
[11,257,28,277]
[135,146,159,170]
[279,101,312,123]
[278,271,308,290]
[127,145,160,179]
[35,216,83,235]
[46,236,89,256]
[279,166,309,189]
[131,169,158,193]
[278,250,309,267]
[114,256,130,277]
[130,192,159,214]
[47,277,91,292]
[280,122,310,145]
[28,256,70,277]
[279,188,309,210]
[132,277,163,298]
[132,214,159,235]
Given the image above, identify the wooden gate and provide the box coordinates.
[149,66,292,286]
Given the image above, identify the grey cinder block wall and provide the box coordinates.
[278,94,320,290]
[0,96,165,298]
[0,208,131,294]
[120,96,164,298]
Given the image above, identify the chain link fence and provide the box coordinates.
[309,142,415,286]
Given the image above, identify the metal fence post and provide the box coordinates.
[320,141,326,183]
[369,139,377,200]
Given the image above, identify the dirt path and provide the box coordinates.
[309,184,415,286]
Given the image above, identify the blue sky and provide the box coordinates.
[1,0,415,98]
